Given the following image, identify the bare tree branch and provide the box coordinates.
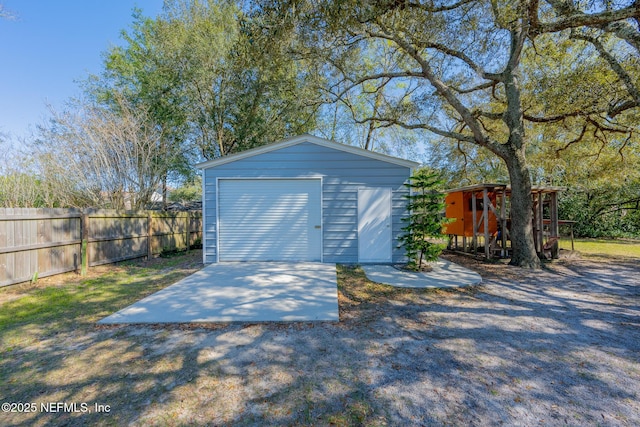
[451,81,497,94]
[356,115,477,143]
[555,123,587,156]
[417,41,503,81]
[36,96,167,209]
[333,70,428,100]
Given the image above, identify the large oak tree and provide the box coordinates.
[265,0,640,268]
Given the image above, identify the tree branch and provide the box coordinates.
[477,110,504,120]
[418,41,503,81]
[586,116,631,134]
[332,70,428,101]
[366,22,495,150]
[451,81,497,94]
[618,131,633,161]
[608,100,638,117]
[571,32,640,118]
[555,124,587,157]
[528,0,540,31]
[358,115,477,143]
[544,0,640,52]
[536,5,640,34]
[405,0,476,13]
[524,110,588,123]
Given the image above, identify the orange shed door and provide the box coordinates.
[444,192,465,235]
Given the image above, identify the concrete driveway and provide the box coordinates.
[99,262,339,323]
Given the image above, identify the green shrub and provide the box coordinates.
[398,169,449,270]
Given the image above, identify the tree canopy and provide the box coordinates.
[100,0,318,161]
[258,0,640,267]
[5,0,638,264]
[27,0,320,208]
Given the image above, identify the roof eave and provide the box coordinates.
[196,133,420,169]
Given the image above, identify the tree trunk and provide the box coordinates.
[162,174,168,210]
[504,151,541,268]
[500,46,541,269]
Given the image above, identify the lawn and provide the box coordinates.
[1,250,639,426]
[560,237,640,259]
[0,251,203,353]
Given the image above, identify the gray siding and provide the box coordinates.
[203,141,412,264]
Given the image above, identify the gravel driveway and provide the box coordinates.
[4,254,639,426]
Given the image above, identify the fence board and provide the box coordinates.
[87,211,149,267]
[0,208,202,287]
[189,213,203,248]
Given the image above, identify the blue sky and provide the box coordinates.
[0,1,164,145]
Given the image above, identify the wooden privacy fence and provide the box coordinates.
[0,208,202,287]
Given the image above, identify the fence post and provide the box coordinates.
[81,213,89,276]
[186,212,190,253]
[147,211,153,260]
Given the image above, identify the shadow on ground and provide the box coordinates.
[1,253,639,426]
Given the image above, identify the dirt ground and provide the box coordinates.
[2,253,639,426]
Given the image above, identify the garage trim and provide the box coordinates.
[215,177,324,262]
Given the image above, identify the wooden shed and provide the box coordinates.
[443,184,570,259]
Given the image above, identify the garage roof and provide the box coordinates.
[195,134,420,169]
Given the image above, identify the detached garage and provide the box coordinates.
[197,134,419,264]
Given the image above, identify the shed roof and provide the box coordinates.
[444,183,508,193]
[444,183,566,194]
[195,133,420,170]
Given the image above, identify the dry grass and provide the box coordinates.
[1,250,639,426]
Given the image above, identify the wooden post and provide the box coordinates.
[147,211,153,260]
[532,192,540,254]
[185,212,190,253]
[531,193,537,254]
[570,224,575,251]
[538,192,544,255]
[471,191,477,254]
[500,190,507,257]
[550,191,559,259]
[483,188,490,258]
[81,213,88,276]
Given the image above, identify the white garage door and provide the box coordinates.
[218,179,322,261]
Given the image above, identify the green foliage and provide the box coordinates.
[398,169,449,270]
[427,141,510,187]
[0,173,44,208]
[559,185,640,238]
[169,176,202,203]
[276,0,639,268]
[99,0,317,162]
